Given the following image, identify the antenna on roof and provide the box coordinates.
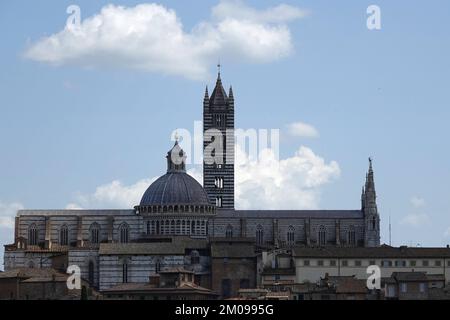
[389,213,392,246]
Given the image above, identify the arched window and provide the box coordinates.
[28,260,35,269]
[147,221,151,235]
[225,225,233,238]
[216,196,222,207]
[348,226,356,246]
[119,223,129,243]
[318,226,327,246]
[256,225,264,246]
[371,216,377,230]
[155,259,161,273]
[60,225,69,246]
[88,261,95,284]
[90,223,100,244]
[191,221,195,235]
[122,262,128,283]
[171,220,175,234]
[287,226,295,246]
[191,250,200,264]
[28,223,38,246]
[156,220,160,235]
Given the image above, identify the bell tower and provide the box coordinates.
[203,65,235,209]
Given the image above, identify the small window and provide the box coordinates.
[419,283,426,293]
[122,263,128,283]
[347,226,356,246]
[435,260,442,267]
[119,223,129,243]
[318,226,327,246]
[329,260,336,267]
[28,224,38,246]
[90,223,100,244]
[256,225,264,246]
[287,226,295,246]
[225,225,233,238]
[369,260,376,266]
[400,283,407,293]
[304,260,310,266]
[215,196,223,208]
[60,225,69,246]
[382,260,392,267]
[191,250,200,264]
[410,260,417,267]
[422,260,429,267]
[214,177,224,189]
[342,260,348,267]
[318,260,324,266]
[355,260,362,267]
[395,260,406,267]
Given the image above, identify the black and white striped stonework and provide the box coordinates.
[203,72,235,209]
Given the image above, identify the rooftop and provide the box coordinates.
[292,246,450,258]
[99,238,208,255]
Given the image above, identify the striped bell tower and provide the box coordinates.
[203,65,235,209]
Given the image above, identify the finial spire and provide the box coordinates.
[167,139,186,173]
[217,60,221,80]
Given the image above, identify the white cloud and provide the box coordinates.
[287,121,319,138]
[400,213,431,228]
[68,178,155,209]
[24,1,307,80]
[410,196,425,208]
[0,201,24,229]
[68,145,340,210]
[235,145,339,209]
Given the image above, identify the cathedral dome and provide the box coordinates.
[140,171,210,206]
[139,141,211,207]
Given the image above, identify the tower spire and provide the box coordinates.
[363,157,380,247]
[217,60,221,79]
[204,85,209,100]
[366,157,376,193]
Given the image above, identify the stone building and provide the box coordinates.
[102,268,218,300]
[3,70,381,297]
[292,246,450,284]
[210,238,256,298]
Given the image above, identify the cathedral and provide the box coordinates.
[3,70,380,294]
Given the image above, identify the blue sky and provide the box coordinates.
[1,0,450,268]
